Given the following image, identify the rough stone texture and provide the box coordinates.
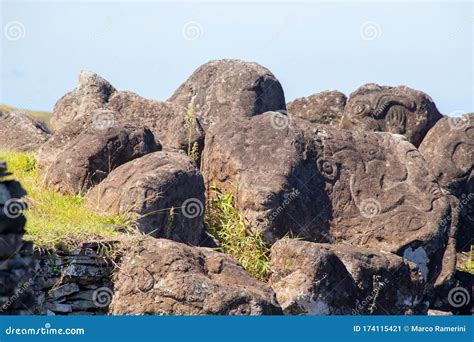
[0,110,51,151]
[419,113,474,252]
[43,124,160,194]
[110,238,282,315]
[287,90,346,125]
[50,71,116,131]
[270,239,425,315]
[48,71,203,155]
[0,161,34,315]
[168,59,286,129]
[32,242,115,315]
[340,84,443,147]
[202,112,455,287]
[86,151,205,245]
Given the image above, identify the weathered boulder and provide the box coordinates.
[0,110,50,151]
[43,124,160,194]
[107,91,203,151]
[50,71,116,131]
[86,151,205,245]
[270,239,425,315]
[419,113,474,251]
[287,90,346,125]
[168,59,286,129]
[110,238,282,315]
[340,84,443,147]
[202,112,455,286]
[48,71,203,154]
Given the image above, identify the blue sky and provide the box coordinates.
[1,0,473,115]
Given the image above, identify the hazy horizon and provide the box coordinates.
[1,0,473,116]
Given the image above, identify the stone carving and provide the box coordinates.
[270,239,425,315]
[110,238,282,315]
[202,112,455,287]
[340,84,443,146]
[419,113,474,252]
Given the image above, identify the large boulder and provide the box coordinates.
[287,90,346,125]
[270,239,425,315]
[0,110,50,151]
[110,238,282,315]
[168,59,286,129]
[340,84,443,147]
[43,124,160,194]
[419,113,473,252]
[86,151,205,245]
[202,112,455,286]
[49,71,203,154]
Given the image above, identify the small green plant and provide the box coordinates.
[184,103,199,161]
[206,183,271,280]
[368,275,384,314]
[0,151,133,251]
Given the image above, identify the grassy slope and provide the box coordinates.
[0,104,52,128]
[0,151,132,251]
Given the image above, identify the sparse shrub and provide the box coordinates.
[184,103,199,161]
[206,183,271,280]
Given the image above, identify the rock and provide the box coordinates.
[287,90,346,125]
[48,71,203,155]
[45,302,72,313]
[110,238,282,315]
[43,124,160,194]
[428,309,453,315]
[50,70,116,130]
[340,84,443,147]
[107,91,203,151]
[48,283,80,300]
[168,59,286,129]
[270,239,425,315]
[202,112,455,287]
[0,110,51,151]
[86,151,205,245]
[419,113,473,252]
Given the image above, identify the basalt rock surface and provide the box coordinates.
[340,84,443,147]
[202,112,455,288]
[168,59,286,130]
[0,110,51,151]
[287,90,346,125]
[110,238,282,315]
[419,113,474,252]
[86,151,205,245]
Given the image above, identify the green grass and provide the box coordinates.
[206,183,271,281]
[0,151,133,251]
[0,104,52,128]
